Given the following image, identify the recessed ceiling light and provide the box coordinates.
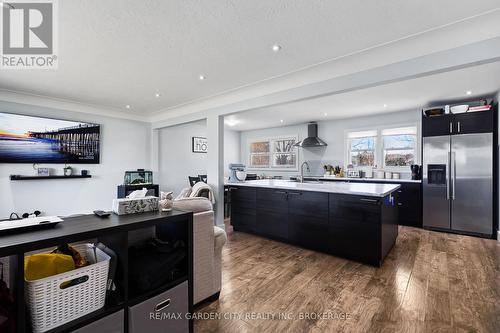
[125,105,131,109]
[466,90,472,95]
[155,92,161,98]
[280,119,284,123]
[224,119,239,127]
[272,44,282,52]
[383,104,388,108]
[199,75,206,80]
[324,112,328,116]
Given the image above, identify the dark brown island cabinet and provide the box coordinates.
[228,184,400,266]
[0,210,193,333]
[299,178,422,228]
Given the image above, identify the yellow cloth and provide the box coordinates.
[25,253,75,281]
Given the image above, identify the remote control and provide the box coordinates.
[93,210,111,218]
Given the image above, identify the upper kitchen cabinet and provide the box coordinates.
[422,113,453,137]
[423,106,496,137]
[452,111,494,134]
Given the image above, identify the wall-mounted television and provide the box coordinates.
[0,112,100,164]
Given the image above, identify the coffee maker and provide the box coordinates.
[410,165,421,180]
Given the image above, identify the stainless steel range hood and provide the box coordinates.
[293,122,327,147]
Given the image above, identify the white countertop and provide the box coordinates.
[227,179,400,197]
[301,176,421,184]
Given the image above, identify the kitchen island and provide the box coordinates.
[227,180,400,266]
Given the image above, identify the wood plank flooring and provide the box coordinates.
[194,226,500,333]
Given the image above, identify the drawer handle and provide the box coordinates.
[275,191,287,194]
[397,203,403,206]
[288,192,301,196]
[359,198,378,204]
[155,298,171,312]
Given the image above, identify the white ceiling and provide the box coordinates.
[224,60,500,131]
[1,0,500,116]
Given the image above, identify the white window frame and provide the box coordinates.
[381,126,418,170]
[344,123,420,171]
[345,130,378,168]
[247,135,299,171]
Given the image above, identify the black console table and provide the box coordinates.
[0,210,193,333]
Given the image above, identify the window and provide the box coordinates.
[347,130,377,167]
[382,127,417,167]
[272,138,297,168]
[249,141,270,168]
[248,136,297,169]
[345,126,418,169]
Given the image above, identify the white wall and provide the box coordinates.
[158,120,207,196]
[240,109,421,178]
[0,102,151,219]
[223,129,241,177]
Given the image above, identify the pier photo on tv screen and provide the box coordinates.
[0,112,100,163]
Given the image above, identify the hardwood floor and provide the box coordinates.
[194,226,500,333]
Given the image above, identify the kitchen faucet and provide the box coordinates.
[299,161,310,183]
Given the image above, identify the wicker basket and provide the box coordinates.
[25,244,110,333]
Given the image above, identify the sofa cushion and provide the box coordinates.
[173,197,212,213]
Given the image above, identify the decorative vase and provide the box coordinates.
[64,166,72,176]
[159,191,174,212]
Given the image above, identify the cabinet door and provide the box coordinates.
[397,183,422,228]
[256,188,288,239]
[230,187,256,232]
[288,191,329,250]
[256,188,288,212]
[453,111,494,134]
[129,282,188,333]
[232,212,256,232]
[288,191,328,219]
[230,187,256,207]
[329,194,381,264]
[257,210,289,239]
[422,114,452,137]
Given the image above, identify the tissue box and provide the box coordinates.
[112,196,159,215]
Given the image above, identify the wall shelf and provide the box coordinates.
[10,175,92,181]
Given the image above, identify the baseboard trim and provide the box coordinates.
[497,230,500,242]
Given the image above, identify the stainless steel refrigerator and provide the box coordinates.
[422,132,493,236]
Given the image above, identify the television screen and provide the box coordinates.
[0,112,100,164]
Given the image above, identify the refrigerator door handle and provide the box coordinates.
[446,151,450,200]
[451,151,456,200]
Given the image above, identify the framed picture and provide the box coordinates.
[0,112,100,164]
[192,137,207,153]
